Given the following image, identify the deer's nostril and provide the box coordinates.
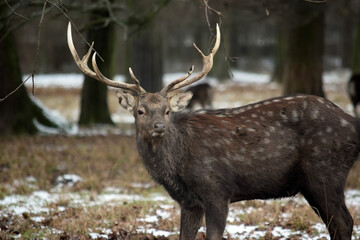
[154,122,165,129]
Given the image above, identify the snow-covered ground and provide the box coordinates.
[1,175,359,239]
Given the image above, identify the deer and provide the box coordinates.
[348,73,360,117]
[186,83,214,110]
[67,22,360,240]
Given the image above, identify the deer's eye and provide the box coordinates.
[165,110,170,115]
[138,110,144,115]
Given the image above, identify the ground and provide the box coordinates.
[0,70,360,239]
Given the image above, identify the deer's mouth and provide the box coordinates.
[151,129,165,137]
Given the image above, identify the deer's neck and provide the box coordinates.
[136,123,188,189]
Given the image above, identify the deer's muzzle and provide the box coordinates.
[151,122,165,137]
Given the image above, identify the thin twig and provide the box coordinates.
[30,0,48,96]
[0,0,48,102]
[202,0,222,32]
[303,0,327,3]
[201,0,234,81]
[0,74,32,102]
[4,0,29,20]
[47,0,104,62]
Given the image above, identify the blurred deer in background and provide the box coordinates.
[348,74,360,117]
[186,83,214,110]
[68,22,360,240]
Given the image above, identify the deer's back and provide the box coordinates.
[175,94,360,201]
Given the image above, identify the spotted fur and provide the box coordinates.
[121,93,360,240]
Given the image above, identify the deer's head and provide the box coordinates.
[67,23,220,139]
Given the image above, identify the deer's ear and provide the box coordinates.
[168,91,193,112]
[116,91,136,113]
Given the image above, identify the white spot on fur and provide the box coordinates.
[264,138,270,144]
[247,128,256,132]
[202,140,211,147]
[204,129,212,135]
[341,119,349,127]
[351,126,356,133]
[311,109,319,119]
[251,114,258,118]
[264,101,271,105]
[326,127,332,133]
[232,109,244,114]
[267,111,274,117]
[223,139,232,146]
[254,104,261,108]
[287,145,296,151]
[284,96,295,101]
[269,126,276,133]
[302,101,308,109]
[317,98,325,104]
[292,110,299,122]
[280,113,288,122]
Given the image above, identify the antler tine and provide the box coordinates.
[67,22,146,95]
[160,65,194,93]
[128,68,146,94]
[67,22,98,80]
[163,24,221,93]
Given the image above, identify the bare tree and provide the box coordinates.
[282,0,325,97]
[0,0,64,134]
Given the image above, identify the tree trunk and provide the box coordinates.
[0,4,59,135]
[78,6,115,125]
[271,22,286,83]
[282,3,325,97]
[352,3,360,74]
[125,25,163,93]
[341,9,352,69]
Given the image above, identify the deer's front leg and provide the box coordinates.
[204,202,229,240]
[179,205,204,240]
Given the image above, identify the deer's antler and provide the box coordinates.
[161,24,220,93]
[67,22,146,95]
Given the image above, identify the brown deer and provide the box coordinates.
[67,22,359,240]
[348,74,360,117]
[186,83,214,110]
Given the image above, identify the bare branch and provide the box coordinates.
[0,74,32,103]
[202,0,222,32]
[3,0,29,20]
[303,0,327,3]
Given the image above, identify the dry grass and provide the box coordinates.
[0,135,149,195]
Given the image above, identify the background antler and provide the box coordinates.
[161,24,221,93]
[67,22,146,95]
